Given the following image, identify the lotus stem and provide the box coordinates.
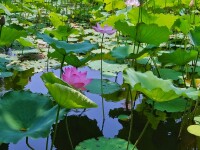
[26,137,34,150]
[60,55,66,78]
[100,33,105,121]
[65,116,74,150]
[50,105,61,150]
[127,86,137,150]
[132,121,150,150]
[45,136,49,150]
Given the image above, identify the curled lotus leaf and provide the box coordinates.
[123,68,199,102]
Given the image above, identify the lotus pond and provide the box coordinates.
[1,0,200,150]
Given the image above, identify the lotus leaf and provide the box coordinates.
[136,23,171,46]
[86,79,121,95]
[158,49,198,66]
[0,91,65,144]
[75,137,137,150]
[44,83,98,109]
[190,26,200,46]
[187,125,200,137]
[123,68,199,102]
[88,60,127,73]
[147,98,188,112]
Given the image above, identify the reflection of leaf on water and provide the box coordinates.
[3,68,34,90]
[53,115,103,150]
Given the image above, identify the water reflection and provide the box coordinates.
[53,115,102,150]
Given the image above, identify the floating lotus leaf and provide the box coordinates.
[75,137,137,150]
[123,68,199,102]
[187,125,200,137]
[147,98,188,112]
[0,91,65,144]
[86,79,121,95]
[45,83,98,109]
[88,60,127,73]
[158,49,198,66]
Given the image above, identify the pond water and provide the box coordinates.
[0,66,197,150]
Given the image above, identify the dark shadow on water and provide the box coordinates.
[52,115,103,150]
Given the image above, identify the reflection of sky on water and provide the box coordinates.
[9,66,124,149]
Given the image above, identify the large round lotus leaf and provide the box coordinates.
[147,98,188,112]
[187,125,200,137]
[88,60,127,73]
[85,79,121,95]
[75,137,137,150]
[0,91,65,144]
[124,68,199,102]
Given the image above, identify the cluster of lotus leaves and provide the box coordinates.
[0,90,66,144]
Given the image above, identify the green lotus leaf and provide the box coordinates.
[85,79,121,95]
[45,83,98,109]
[49,12,66,28]
[154,13,178,29]
[17,37,33,47]
[104,0,126,12]
[0,4,11,16]
[0,91,65,144]
[158,49,198,66]
[49,51,95,68]
[136,23,171,46]
[75,137,137,150]
[0,26,27,46]
[123,68,199,102]
[153,68,182,80]
[147,98,188,112]
[194,115,200,125]
[37,33,98,54]
[88,60,127,73]
[0,72,13,78]
[190,26,200,46]
[128,7,156,25]
[187,125,200,137]
[114,21,136,40]
[41,72,69,86]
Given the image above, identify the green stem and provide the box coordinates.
[50,105,61,150]
[150,55,161,78]
[132,121,150,150]
[60,55,66,78]
[65,116,74,150]
[100,33,105,121]
[127,86,136,150]
[26,137,34,150]
[45,136,49,150]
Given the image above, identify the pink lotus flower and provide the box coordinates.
[125,0,140,7]
[62,67,92,91]
[92,23,116,35]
